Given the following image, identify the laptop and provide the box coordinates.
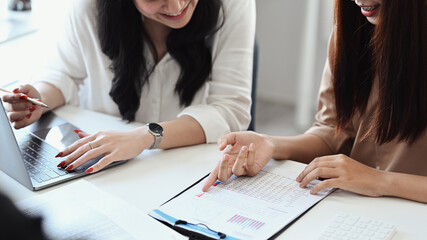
[0,99,126,191]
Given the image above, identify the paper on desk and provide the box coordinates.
[16,180,186,240]
[151,165,334,240]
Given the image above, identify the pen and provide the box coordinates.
[0,87,49,108]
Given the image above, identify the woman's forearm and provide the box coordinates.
[34,82,66,114]
[380,171,427,203]
[265,133,334,164]
[136,115,206,150]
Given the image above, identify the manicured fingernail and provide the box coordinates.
[13,88,19,93]
[65,165,74,171]
[57,161,66,167]
[19,94,28,100]
[29,105,37,112]
[74,129,82,134]
[85,168,94,173]
[55,152,64,158]
[26,113,32,119]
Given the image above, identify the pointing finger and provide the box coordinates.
[202,163,221,192]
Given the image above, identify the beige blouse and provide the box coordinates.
[306,60,427,176]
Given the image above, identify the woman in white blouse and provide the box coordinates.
[2,0,255,173]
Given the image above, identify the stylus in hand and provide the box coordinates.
[0,87,49,108]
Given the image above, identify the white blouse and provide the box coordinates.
[36,0,256,143]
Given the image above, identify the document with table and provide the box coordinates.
[150,164,334,240]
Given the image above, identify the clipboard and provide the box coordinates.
[149,164,335,240]
[150,174,238,240]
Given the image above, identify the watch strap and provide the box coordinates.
[149,134,162,149]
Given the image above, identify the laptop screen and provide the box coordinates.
[0,99,33,189]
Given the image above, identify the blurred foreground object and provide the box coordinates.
[9,0,31,11]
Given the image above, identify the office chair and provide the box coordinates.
[247,39,258,131]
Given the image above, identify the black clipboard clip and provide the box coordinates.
[174,220,226,239]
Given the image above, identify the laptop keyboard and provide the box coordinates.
[19,135,69,183]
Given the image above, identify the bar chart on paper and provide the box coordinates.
[227,214,265,231]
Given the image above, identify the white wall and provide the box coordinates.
[256,0,334,108]
[0,0,71,87]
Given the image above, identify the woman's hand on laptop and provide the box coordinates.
[2,84,43,129]
[56,127,154,173]
[202,131,275,192]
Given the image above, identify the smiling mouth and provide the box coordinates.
[165,11,183,17]
[162,4,189,17]
[360,4,380,11]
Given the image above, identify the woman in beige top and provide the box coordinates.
[203,0,427,203]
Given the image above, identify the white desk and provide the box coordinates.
[1,105,426,239]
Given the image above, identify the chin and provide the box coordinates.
[367,17,378,25]
[167,22,189,29]
[160,15,192,29]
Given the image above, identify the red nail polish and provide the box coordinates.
[29,105,37,112]
[13,88,19,93]
[19,95,28,100]
[86,168,94,173]
[36,99,41,102]
[55,152,63,158]
[57,161,66,167]
[74,129,82,134]
[65,165,74,171]
[26,113,32,119]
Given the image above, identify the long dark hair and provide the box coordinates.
[97,0,223,121]
[330,0,427,144]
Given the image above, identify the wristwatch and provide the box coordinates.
[146,123,164,149]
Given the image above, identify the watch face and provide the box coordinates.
[148,123,163,134]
